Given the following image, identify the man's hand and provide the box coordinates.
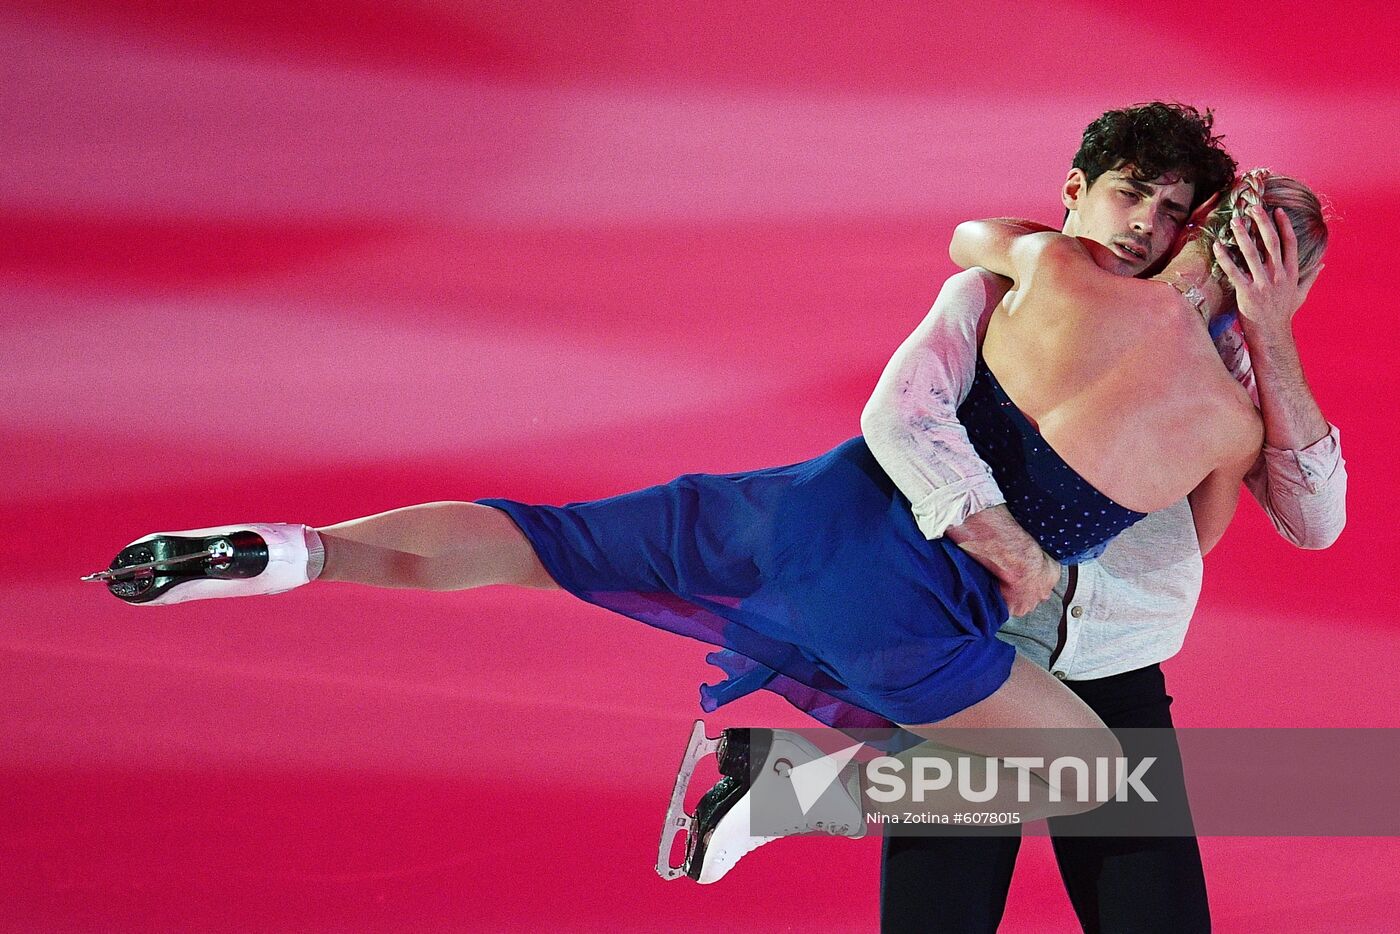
[946,505,1061,617]
[996,549,1062,617]
[1213,200,1333,454]
[1213,203,1323,336]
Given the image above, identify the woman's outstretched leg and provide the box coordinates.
[318,502,556,590]
[89,502,555,605]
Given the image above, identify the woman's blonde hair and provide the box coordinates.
[1200,169,1328,286]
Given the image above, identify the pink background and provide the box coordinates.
[4,2,1397,930]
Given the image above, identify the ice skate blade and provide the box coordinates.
[81,546,228,582]
[656,719,721,880]
[94,528,280,605]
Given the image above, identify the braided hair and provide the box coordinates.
[1199,169,1329,286]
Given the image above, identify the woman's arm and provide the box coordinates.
[1186,468,1242,557]
[1188,420,1267,555]
[948,218,1059,281]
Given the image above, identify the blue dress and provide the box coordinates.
[479,357,1146,729]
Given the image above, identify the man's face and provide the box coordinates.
[1061,166,1195,276]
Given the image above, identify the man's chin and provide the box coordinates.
[1113,250,1153,276]
[1094,255,1142,276]
[1081,238,1148,277]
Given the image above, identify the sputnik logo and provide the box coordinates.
[783,742,865,815]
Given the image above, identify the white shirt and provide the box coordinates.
[861,269,1348,680]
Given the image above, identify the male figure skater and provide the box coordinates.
[864,102,1346,933]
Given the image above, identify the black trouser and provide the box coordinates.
[879,664,1210,933]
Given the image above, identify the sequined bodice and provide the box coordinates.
[957,357,1148,563]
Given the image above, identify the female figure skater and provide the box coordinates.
[87,169,1326,879]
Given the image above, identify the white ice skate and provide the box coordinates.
[83,523,319,606]
[657,720,866,884]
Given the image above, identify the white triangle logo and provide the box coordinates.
[789,742,864,815]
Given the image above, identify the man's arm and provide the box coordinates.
[1211,205,1347,548]
[945,508,1061,616]
[1216,327,1347,548]
[861,268,1058,615]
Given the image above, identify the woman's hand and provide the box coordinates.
[1213,204,1323,336]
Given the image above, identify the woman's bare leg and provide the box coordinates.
[926,654,1113,733]
[683,655,1125,885]
[317,502,556,591]
[880,655,1124,820]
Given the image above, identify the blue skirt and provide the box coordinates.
[479,437,1013,729]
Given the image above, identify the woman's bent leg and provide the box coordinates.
[927,654,1111,732]
[885,655,1124,822]
[318,502,556,591]
[673,657,1120,885]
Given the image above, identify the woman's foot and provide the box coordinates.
[658,722,866,884]
[84,523,322,605]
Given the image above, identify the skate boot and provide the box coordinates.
[83,523,321,606]
[657,720,866,884]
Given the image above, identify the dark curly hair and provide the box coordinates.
[1072,102,1237,210]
